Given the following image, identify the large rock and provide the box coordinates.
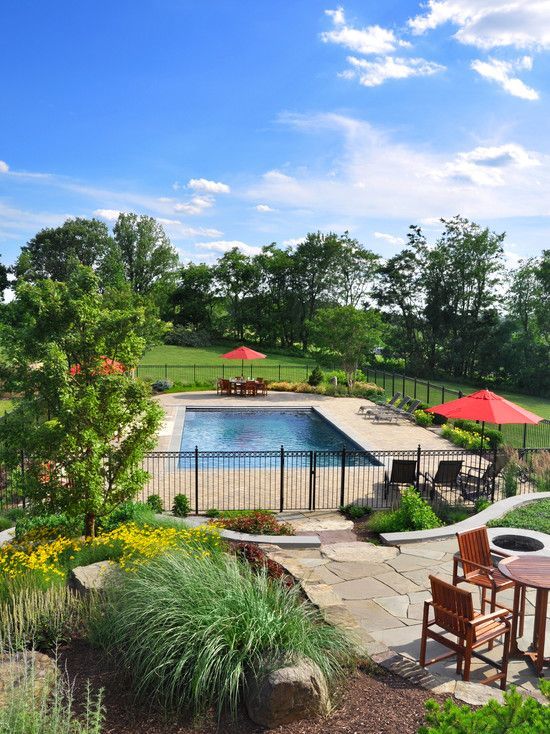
[0,651,58,708]
[245,658,329,727]
[69,560,115,594]
[321,541,398,563]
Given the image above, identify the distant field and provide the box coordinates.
[141,344,313,368]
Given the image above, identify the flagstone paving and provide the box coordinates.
[271,510,549,703]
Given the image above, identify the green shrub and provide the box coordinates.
[0,655,104,733]
[437,506,470,525]
[99,501,156,532]
[414,410,434,428]
[0,584,87,652]
[145,494,164,513]
[205,507,220,518]
[91,551,353,718]
[419,681,550,733]
[368,488,441,534]
[15,513,83,541]
[308,366,324,386]
[450,419,503,449]
[339,503,371,520]
[172,494,191,517]
[0,516,13,531]
[474,498,491,513]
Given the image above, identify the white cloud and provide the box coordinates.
[196,240,262,256]
[343,54,445,86]
[174,195,215,215]
[322,7,410,55]
[187,178,230,194]
[373,231,405,246]
[93,208,121,221]
[408,1,550,50]
[439,143,541,185]
[0,160,9,173]
[248,112,550,222]
[172,181,181,191]
[471,56,539,100]
[255,204,275,212]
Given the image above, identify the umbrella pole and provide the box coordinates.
[478,421,485,496]
[241,359,244,377]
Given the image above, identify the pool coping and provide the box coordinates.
[380,492,550,545]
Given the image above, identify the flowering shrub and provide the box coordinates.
[0,522,221,587]
[210,510,294,536]
[414,410,434,428]
[268,380,383,399]
[441,424,489,451]
[232,542,293,587]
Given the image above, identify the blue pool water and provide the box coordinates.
[180,408,362,453]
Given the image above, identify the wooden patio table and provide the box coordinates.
[498,555,550,675]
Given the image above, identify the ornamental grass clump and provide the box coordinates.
[91,551,353,719]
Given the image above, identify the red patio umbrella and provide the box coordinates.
[219,346,266,377]
[426,389,543,482]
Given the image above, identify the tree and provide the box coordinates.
[170,262,216,331]
[307,305,383,388]
[15,218,112,282]
[333,233,379,308]
[0,253,8,300]
[113,213,179,295]
[0,265,164,537]
[214,248,261,340]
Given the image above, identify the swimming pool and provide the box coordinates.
[178,408,380,467]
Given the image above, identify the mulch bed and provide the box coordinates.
[58,641,451,734]
[349,516,381,544]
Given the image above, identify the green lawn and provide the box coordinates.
[487,499,550,534]
[141,343,313,367]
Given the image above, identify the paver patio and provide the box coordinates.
[272,511,548,700]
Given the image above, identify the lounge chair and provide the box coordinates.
[419,575,511,690]
[372,396,411,424]
[358,392,401,416]
[458,455,507,502]
[421,459,463,499]
[397,399,421,419]
[384,459,418,498]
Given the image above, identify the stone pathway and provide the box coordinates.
[271,511,548,704]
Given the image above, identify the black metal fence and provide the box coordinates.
[1,446,547,515]
[135,363,316,384]
[135,446,546,514]
[362,366,550,449]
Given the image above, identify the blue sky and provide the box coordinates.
[1,1,549,267]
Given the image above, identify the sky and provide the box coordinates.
[1,0,549,269]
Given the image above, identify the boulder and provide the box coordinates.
[0,651,58,708]
[245,658,329,727]
[69,560,115,594]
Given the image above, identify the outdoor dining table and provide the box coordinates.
[498,555,550,676]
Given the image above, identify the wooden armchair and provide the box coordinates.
[453,526,525,638]
[420,575,511,690]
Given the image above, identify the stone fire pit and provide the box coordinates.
[487,527,550,557]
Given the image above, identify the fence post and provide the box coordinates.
[312,452,317,510]
[164,364,167,379]
[491,444,497,503]
[392,372,395,395]
[194,445,199,515]
[308,451,314,511]
[382,372,386,390]
[340,447,346,507]
[523,423,527,449]
[416,444,421,489]
[222,364,225,378]
[414,378,417,399]
[278,364,281,381]
[279,445,285,512]
[458,390,463,398]
[193,364,196,383]
[402,373,406,395]
[427,380,430,404]
[442,386,446,402]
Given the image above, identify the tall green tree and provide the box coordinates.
[308,305,383,388]
[170,262,216,330]
[214,248,261,340]
[113,213,179,295]
[15,218,112,282]
[0,265,164,536]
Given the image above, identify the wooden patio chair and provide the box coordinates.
[383,459,417,498]
[255,379,267,396]
[243,380,257,396]
[420,575,511,690]
[453,526,525,639]
[421,459,463,500]
[217,379,231,395]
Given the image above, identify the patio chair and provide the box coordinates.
[217,379,231,396]
[397,398,421,420]
[420,460,463,500]
[255,379,268,396]
[372,396,411,424]
[243,380,257,396]
[384,459,418,498]
[452,526,525,638]
[358,392,401,416]
[458,454,507,502]
[419,575,511,690]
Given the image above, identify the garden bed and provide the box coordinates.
[57,644,451,734]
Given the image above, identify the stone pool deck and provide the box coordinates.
[270,511,548,704]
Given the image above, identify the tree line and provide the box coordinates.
[1,212,548,396]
